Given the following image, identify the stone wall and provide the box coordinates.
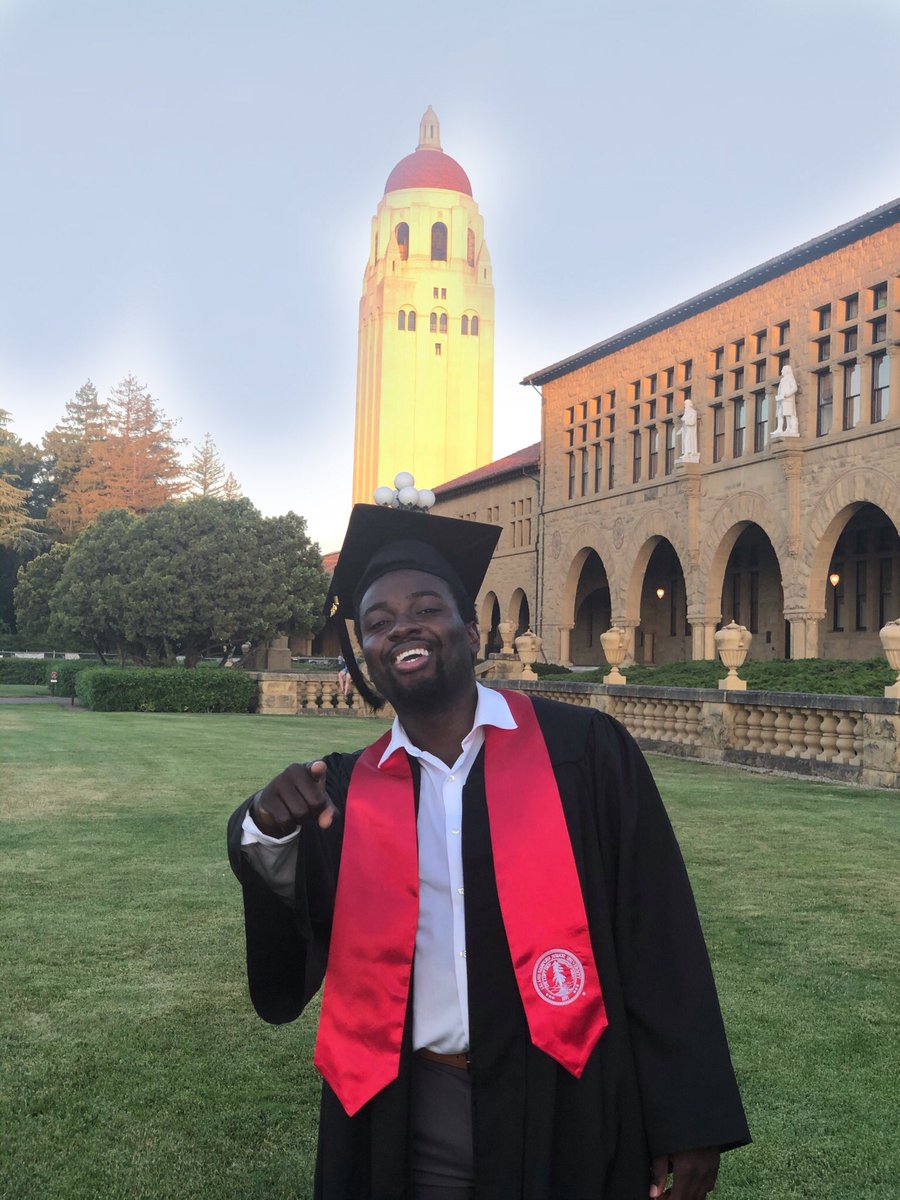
[252,673,898,789]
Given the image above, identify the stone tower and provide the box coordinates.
[352,107,495,503]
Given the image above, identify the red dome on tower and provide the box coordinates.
[383,106,473,197]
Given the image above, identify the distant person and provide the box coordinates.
[228,506,750,1199]
[336,654,351,700]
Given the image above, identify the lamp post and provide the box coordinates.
[374,472,436,513]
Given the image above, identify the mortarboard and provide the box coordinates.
[326,504,501,710]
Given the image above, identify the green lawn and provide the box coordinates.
[1,706,897,1199]
[0,683,50,697]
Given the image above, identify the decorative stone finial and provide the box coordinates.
[418,106,441,151]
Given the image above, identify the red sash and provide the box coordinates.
[314,690,607,1116]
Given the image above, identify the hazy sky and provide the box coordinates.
[2,0,898,552]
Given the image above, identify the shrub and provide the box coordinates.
[532,661,572,678]
[0,658,48,684]
[542,657,895,696]
[49,660,103,698]
[76,666,258,713]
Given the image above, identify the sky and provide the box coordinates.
[2,0,899,553]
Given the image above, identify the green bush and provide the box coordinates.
[543,656,895,697]
[0,658,49,684]
[76,666,258,713]
[532,661,572,677]
[48,659,104,698]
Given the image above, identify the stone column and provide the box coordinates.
[479,629,489,659]
[558,623,574,668]
[688,614,719,661]
[784,610,825,659]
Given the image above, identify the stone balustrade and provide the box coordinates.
[250,672,393,719]
[498,679,898,790]
[251,672,898,788]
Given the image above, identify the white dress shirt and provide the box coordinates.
[241,682,517,1053]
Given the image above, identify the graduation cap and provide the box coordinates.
[326,504,501,710]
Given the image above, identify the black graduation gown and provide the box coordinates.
[227,696,750,1199]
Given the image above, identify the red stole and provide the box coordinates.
[314,690,607,1117]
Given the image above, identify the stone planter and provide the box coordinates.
[600,626,628,685]
[514,629,542,680]
[714,621,752,690]
[879,619,900,698]
[497,620,516,656]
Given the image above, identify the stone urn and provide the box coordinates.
[879,619,900,698]
[497,619,516,656]
[514,629,542,679]
[599,626,628,685]
[714,621,752,690]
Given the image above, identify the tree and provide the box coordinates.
[43,380,110,538]
[186,433,226,497]
[0,409,45,553]
[46,498,327,666]
[222,472,242,500]
[13,543,72,638]
[48,509,140,662]
[65,375,185,525]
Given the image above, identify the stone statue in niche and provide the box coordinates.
[772,364,799,438]
[676,395,700,462]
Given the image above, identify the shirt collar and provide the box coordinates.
[378,682,517,768]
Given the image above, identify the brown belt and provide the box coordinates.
[415,1048,470,1071]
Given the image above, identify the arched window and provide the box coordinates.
[467,228,475,267]
[471,315,479,336]
[407,310,416,332]
[395,222,409,262]
[461,315,469,335]
[439,312,448,334]
[431,222,447,261]
[430,312,437,333]
[397,310,406,331]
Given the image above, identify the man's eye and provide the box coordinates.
[366,620,387,632]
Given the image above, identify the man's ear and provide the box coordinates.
[467,622,480,654]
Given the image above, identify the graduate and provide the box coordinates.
[228,505,750,1199]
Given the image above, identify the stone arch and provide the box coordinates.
[698,491,787,616]
[478,590,501,658]
[802,469,900,613]
[621,512,692,626]
[508,587,531,636]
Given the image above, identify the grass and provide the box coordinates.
[1,707,898,1199]
[0,683,49,697]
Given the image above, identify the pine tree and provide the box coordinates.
[0,409,45,551]
[222,471,242,500]
[43,380,110,538]
[66,375,185,524]
[187,433,226,497]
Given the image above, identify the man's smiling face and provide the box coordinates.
[357,568,479,713]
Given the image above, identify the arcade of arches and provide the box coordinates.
[543,502,898,667]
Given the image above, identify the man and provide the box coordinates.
[228,506,750,1199]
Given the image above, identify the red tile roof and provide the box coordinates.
[434,443,540,496]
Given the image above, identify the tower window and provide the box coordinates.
[397,311,406,331]
[439,312,448,334]
[407,311,416,332]
[431,222,448,261]
[467,228,475,267]
[396,222,409,261]
[461,315,469,335]
[470,315,479,336]
[430,312,437,333]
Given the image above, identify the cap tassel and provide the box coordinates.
[336,611,384,712]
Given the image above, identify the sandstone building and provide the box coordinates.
[433,197,900,667]
[352,108,495,504]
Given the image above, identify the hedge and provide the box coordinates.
[75,666,258,713]
[48,660,103,698]
[0,659,49,684]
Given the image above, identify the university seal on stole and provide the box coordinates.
[532,948,586,1006]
